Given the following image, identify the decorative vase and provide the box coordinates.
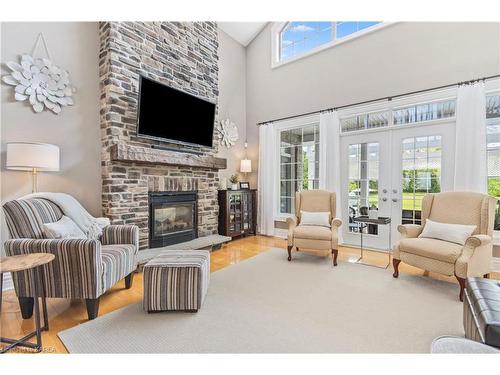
[231,183,238,190]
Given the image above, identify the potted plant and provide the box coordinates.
[229,174,239,190]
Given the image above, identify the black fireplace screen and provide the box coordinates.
[149,191,198,248]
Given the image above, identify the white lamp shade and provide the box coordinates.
[6,142,60,171]
[240,159,252,173]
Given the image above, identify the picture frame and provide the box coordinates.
[239,181,250,190]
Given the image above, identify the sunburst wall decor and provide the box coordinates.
[216,119,239,148]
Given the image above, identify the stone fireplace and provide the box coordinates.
[149,191,198,248]
[98,22,224,250]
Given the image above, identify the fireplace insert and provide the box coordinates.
[148,191,198,248]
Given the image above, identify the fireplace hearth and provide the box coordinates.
[149,191,198,248]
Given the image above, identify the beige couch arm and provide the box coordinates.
[286,216,298,246]
[455,234,493,278]
[397,224,423,238]
[464,234,492,248]
[331,218,342,227]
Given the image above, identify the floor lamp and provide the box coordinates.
[6,142,60,193]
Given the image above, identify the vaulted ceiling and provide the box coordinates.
[218,22,268,46]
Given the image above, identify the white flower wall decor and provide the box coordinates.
[216,119,239,148]
[2,34,75,114]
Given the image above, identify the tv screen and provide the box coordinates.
[137,76,216,148]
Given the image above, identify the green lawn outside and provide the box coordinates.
[368,192,426,210]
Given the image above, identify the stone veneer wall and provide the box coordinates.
[98,22,220,249]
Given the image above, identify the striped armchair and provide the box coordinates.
[3,197,139,320]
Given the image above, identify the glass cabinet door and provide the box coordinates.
[242,193,250,230]
[229,193,242,234]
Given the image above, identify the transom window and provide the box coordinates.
[341,111,389,132]
[393,100,456,125]
[279,21,381,62]
[340,99,456,133]
[279,125,320,214]
[485,93,500,230]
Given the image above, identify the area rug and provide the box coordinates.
[58,249,463,353]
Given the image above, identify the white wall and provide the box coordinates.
[1,22,101,247]
[245,21,500,254]
[216,29,249,187]
[245,22,500,189]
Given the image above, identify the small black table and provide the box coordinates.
[352,216,392,269]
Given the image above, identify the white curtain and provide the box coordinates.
[454,82,487,193]
[319,110,343,243]
[258,123,276,236]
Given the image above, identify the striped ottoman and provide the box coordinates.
[143,250,210,313]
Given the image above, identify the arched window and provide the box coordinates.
[277,21,382,63]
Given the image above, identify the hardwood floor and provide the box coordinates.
[1,235,498,353]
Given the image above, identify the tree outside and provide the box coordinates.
[303,152,309,190]
[487,178,500,230]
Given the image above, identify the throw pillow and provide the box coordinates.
[43,215,86,239]
[299,211,331,227]
[418,219,476,245]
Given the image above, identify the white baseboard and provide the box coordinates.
[2,272,13,291]
[491,257,500,273]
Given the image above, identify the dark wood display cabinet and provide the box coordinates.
[218,189,257,238]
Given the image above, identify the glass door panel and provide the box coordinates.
[401,135,442,225]
[390,122,455,241]
[347,142,380,235]
[341,132,391,250]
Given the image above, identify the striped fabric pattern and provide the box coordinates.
[101,225,139,249]
[2,197,139,301]
[4,238,102,299]
[143,250,210,312]
[101,244,138,291]
[3,198,63,239]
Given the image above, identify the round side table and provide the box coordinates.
[0,253,55,353]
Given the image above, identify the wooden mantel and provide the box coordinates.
[110,143,227,170]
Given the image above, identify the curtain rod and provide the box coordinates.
[256,74,500,126]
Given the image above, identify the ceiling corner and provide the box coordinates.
[218,22,268,47]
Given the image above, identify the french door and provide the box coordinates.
[340,122,455,250]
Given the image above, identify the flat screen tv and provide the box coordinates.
[137,76,216,148]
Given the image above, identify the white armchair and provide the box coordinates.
[286,190,342,265]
